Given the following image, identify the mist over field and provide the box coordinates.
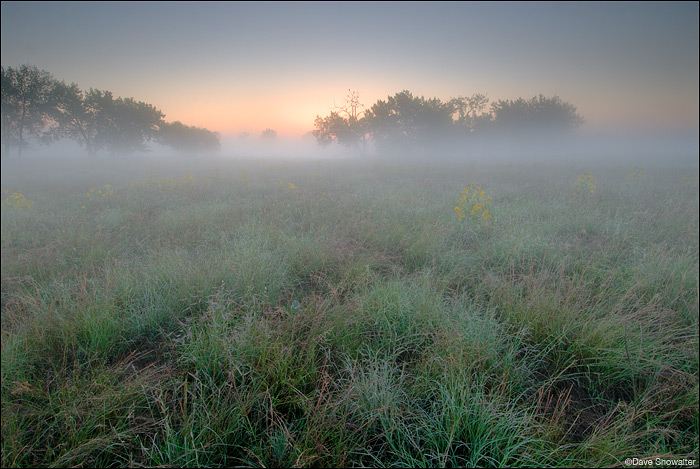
[6,127,698,167]
[2,150,698,468]
[2,2,698,468]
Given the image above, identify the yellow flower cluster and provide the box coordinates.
[681,175,699,186]
[628,167,644,181]
[573,173,596,195]
[277,179,298,190]
[239,169,250,183]
[180,172,197,185]
[3,191,34,210]
[455,184,492,221]
[87,184,115,198]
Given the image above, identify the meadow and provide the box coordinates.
[1,155,698,467]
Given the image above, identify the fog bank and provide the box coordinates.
[3,129,697,169]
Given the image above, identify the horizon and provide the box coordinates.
[2,1,698,140]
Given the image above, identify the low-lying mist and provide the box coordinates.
[2,128,697,172]
[2,121,697,469]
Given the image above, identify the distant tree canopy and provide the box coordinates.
[1,64,54,157]
[312,90,369,155]
[366,90,455,153]
[109,96,164,154]
[47,86,165,157]
[48,83,103,157]
[313,90,584,155]
[260,128,277,140]
[490,94,585,135]
[450,93,491,134]
[2,64,585,159]
[1,64,220,158]
[158,121,220,156]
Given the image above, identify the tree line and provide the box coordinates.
[313,90,585,155]
[1,64,220,158]
[2,64,586,159]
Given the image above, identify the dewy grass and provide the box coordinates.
[1,157,698,467]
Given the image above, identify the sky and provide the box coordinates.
[1,1,698,139]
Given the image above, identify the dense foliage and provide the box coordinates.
[1,64,219,158]
[314,90,584,155]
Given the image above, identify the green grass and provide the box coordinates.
[2,156,698,467]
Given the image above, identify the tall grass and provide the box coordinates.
[2,156,698,467]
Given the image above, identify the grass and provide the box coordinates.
[1,155,698,467]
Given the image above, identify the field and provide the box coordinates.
[1,155,698,467]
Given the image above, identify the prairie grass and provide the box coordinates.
[1,156,698,467]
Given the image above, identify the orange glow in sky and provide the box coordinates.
[1,2,697,139]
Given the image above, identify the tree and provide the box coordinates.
[365,90,455,153]
[451,93,492,134]
[260,128,277,140]
[310,90,586,158]
[1,64,54,158]
[107,96,164,155]
[158,121,220,156]
[313,90,369,155]
[47,83,109,157]
[490,94,584,135]
[48,84,163,157]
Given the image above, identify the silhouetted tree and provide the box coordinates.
[107,96,163,155]
[365,90,455,153]
[1,64,54,158]
[451,93,492,134]
[260,128,277,140]
[48,84,163,157]
[312,90,585,157]
[490,94,584,135]
[313,90,369,155]
[158,121,220,156]
[47,83,110,157]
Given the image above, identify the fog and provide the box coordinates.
[4,128,697,170]
[2,2,697,172]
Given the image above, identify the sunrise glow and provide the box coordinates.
[2,2,697,140]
